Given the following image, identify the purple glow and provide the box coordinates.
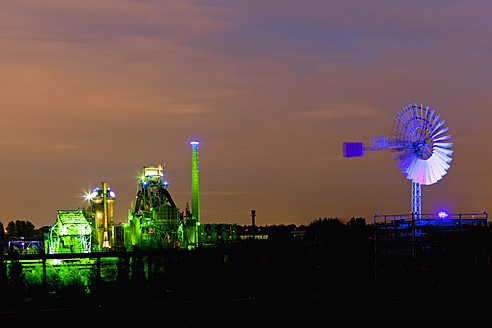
[190,140,200,146]
[343,142,364,157]
[437,211,449,219]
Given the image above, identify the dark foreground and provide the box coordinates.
[2,220,492,325]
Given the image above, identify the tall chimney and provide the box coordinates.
[102,182,110,249]
[251,209,256,240]
[190,140,200,223]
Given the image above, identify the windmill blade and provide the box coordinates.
[429,120,445,137]
[431,126,449,139]
[423,160,433,185]
[413,159,426,184]
[434,142,453,149]
[427,158,441,184]
[433,134,451,142]
[432,152,452,169]
[429,113,441,133]
[428,155,447,180]
[390,103,452,185]
[434,147,454,157]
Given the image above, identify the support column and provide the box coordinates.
[412,180,421,219]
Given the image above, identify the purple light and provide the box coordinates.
[437,211,449,219]
[343,142,364,157]
[190,140,200,146]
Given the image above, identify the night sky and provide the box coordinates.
[1,1,492,227]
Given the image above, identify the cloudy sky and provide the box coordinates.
[1,0,492,227]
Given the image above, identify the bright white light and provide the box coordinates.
[437,211,449,219]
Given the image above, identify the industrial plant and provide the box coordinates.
[40,140,241,255]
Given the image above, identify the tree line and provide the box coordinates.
[0,220,36,239]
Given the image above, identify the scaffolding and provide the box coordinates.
[373,212,488,275]
[46,210,92,254]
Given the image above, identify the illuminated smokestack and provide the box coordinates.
[190,140,200,223]
[102,182,110,249]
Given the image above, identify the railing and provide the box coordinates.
[374,212,487,229]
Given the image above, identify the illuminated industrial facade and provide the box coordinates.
[46,210,92,254]
[127,164,183,249]
[44,140,213,253]
[84,183,117,251]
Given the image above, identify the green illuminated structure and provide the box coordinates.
[185,140,200,248]
[127,165,183,249]
[46,210,92,254]
[84,182,117,251]
[191,140,200,223]
[42,142,205,253]
[125,142,202,249]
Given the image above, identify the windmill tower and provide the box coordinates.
[343,103,453,217]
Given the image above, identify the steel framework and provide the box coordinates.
[47,210,92,254]
[411,181,421,218]
[374,212,487,258]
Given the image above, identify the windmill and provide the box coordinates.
[343,103,453,217]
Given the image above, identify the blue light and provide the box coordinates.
[190,140,200,145]
[163,181,168,186]
[437,211,449,219]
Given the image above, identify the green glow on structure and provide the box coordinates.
[191,141,200,223]
[46,210,92,254]
[185,140,200,248]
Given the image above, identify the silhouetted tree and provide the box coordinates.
[5,220,35,237]
[6,221,15,236]
[34,225,51,236]
[0,222,4,239]
[348,217,366,228]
